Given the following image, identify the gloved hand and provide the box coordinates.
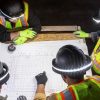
[13,29,37,45]
[0,95,8,100]
[17,95,27,100]
[14,37,27,45]
[20,29,36,39]
[35,71,48,85]
[73,30,90,38]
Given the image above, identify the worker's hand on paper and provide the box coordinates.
[13,29,37,45]
[35,71,48,85]
[19,29,36,39]
[73,30,90,38]
[13,36,27,45]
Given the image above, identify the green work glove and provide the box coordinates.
[20,29,37,39]
[13,29,37,45]
[14,37,27,45]
[73,30,90,38]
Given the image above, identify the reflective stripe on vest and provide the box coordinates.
[0,1,29,29]
[68,76,100,100]
[56,93,62,100]
[53,89,73,100]
[92,39,100,75]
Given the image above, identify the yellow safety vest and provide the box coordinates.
[68,75,100,100]
[92,38,100,75]
[54,76,100,100]
[0,1,29,29]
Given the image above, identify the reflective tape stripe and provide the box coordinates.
[68,87,76,100]
[56,93,62,100]
[24,2,28,21]
[20,17,28,27]
[52,61,92,73]
[60,92,65,100]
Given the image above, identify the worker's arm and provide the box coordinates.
[28,5,41,33]
[0,24,20,42]
[10,7,41,45]
[34,72,47,100]
[73,30,100,42]
[73,30,100,55]
[34,72,73,100]
[34,84,57,100]
[0,24,11,42]
[12,4,42,44]
[34,84,46,100]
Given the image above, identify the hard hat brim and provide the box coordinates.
[0,63,10,86]
[52,55,92,74]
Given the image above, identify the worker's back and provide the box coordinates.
[68,76,100,100]
[50,76,100,100]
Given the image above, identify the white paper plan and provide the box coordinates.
[0,39,92,100]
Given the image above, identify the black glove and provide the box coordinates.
[35,71,48,85]
[0,24,11,42]
[17,95,27,100]
[0,95,7,100]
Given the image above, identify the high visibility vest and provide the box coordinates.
[67,76,100,100]
[54,76,100,100]
[92,38,100,75]
[0,1,29,29]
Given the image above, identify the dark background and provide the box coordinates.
[28,0,100,32]
[27,0,100,55]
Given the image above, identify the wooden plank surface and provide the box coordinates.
[41,26,80,31]
[33,32,78,41]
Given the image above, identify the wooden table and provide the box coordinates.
[33,32,78,41]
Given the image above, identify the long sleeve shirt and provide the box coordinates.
[86,31,100,55]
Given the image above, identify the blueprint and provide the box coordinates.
[0,39,92,100]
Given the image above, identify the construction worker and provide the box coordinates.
[34,45,100,100]
[0,0,41,45]
[74,30,100,76]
